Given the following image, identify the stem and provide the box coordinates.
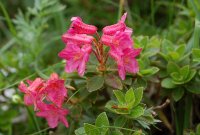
[26,106,42,135]
[118,0,124,20]
[183,93,192,129]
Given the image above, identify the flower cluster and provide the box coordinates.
[58,17,97,76]
[18,73,69,128]
[59,13,141,80]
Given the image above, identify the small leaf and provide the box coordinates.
[114,116,127,127]
[169,52,180,61]
[176,44,185,57]
[105,74,123,90]
[133,87,143,107]
[133,130,143,135]
[185,82,200,94]
[95,112,109,135]
[84,123,100,135]
[87,75,104,92]
[139,67,159,76]
[172,87,185,102]
[180,65,190,79]
[161,78,176,89]
[129,106,144,118]
[105,101,129,114]
[113,90,125,104]
[192,48,200,62]
[125,88,135,108]
[167,62,179,74]
[75,127,86,135]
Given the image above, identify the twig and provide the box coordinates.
[153,99,170,110]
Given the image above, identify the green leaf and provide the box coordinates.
[185,83,200,94]
[129,106,144,118]
[114,116,127,127]
[111,130,124,135]
[139,67,159,76]
[113,90,125,104]
[133,130,143,135]
[176,45,185,57]
[180,65,190,79]
[95,112,109,135]
[171,72,183,82]
[161,78,176,89]
[105,74,123,90]
[133,87,143,107]
[75,127,86,135]
[167,62,179,74]
[87,75,104,92]
[125,88,135,108]
[184,69,196,83]
[172,87,185,102]
[192,48,200,62]
[84,123,100,135]
[105,101,129,114]
[196,124,200,134]
[169,52,180,61]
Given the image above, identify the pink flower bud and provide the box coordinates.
[71,17,97,34]
[62,32,94,45]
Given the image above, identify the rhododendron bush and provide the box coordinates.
[1,0,200,135]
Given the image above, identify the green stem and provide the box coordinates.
[183,93,192,129]
[26,106,42,135]
[0,1,16,36]
[118,0,124,20]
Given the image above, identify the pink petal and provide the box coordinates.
[124,59,139,73]
[120,12,127,22]
[18,82,27,93]
[118,64,126,80]
[71,16,97,35]
[24,94,34,105]
[60,116,69,128]
[65,60,80,73]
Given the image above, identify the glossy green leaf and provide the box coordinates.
[105,101,129,114]
[192,48,200,62]
[113,90,125,104]
[87,75,104,92]
[125,88,135,108]
[161,78,176,89]
[139,67,159,76]
[167,62,179,74]
[133,87,143,107]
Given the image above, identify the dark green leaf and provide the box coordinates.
[75,127,86,135]
[161,78,176,89]
[114,116,127,127]
[87,75,104,92]
[172,87,185,102]
[125,88,135,108]
[167,62,179,74]
[105,74,123,90]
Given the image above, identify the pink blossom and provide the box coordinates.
[102,12,128,35]
[109,48,142,80]
[58,44,92,76]
[44,73,67,107]
[70,17,97,34]
[18,78,44,109]
[62,31,94,46]
[101,31,133,51]
[36,104,69,128]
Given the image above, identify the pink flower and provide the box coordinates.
[101,31,133,51]
[18,78,44,109]
[109,48,142,80]
[43,73,67,107]
[36,104,69,128]
[102,12,129,35]
[70,17,97,34]
[58,44,92,76]
[62,30,94,46]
